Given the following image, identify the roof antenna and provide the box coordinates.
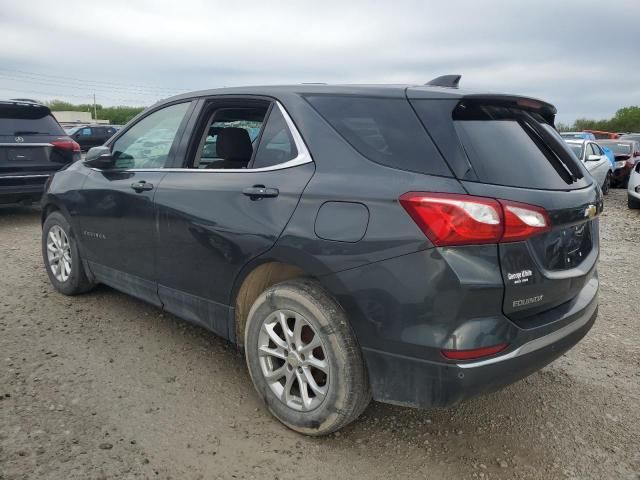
[425,74,461,88]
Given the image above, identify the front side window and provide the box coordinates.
[111,102,190,169]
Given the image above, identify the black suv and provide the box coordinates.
[1,100,80,205]
[67,124,119,151]
[40,78,600,435]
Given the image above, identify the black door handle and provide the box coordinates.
[130,181,154,192]
[242,185,279,199]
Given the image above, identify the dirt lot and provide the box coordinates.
[1,189,639,480]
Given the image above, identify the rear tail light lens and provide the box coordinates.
[441,343,508,361]
[51,139,81,153]
[400,192,551,246]
[500,202,551,242]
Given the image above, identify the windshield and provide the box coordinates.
[568,144,584,158]
[600,142,632,155]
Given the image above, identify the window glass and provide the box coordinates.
[306,95,451,176]
[111,102,190,169]
[0,112,64,136]
[450,102,588,190]
[193,106,267,169]
[568,143,584,159]
[253,106,297,168]
[80,128,92,136]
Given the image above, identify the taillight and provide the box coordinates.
[441,343,508,360]
[399,192,551,246]
[51,138,81,153]
[500,201,550,242]
[634,151,640,158]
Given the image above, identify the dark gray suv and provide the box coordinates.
[40,77,600,435]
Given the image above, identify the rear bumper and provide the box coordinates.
[363,301,596,408]
[321,246,599,409]
[0,176,48,204]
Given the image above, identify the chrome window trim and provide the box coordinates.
[92,102,313,174]
[0,143,53,147]
[0,174,51,179]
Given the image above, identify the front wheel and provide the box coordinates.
[42,211,95,295]
[602,171,611,195]
[629,194,640,209]
[244,279,370,436]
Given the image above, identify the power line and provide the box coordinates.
[0,86,150,105]
[0,67,188,94]
[0,73,171,97]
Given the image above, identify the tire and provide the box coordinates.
[629,195,640,209]
[244,278,370,436]
[42,211,96,295]
[602,172,611,195]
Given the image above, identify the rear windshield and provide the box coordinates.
[451,102,589,190]
[304,95,452,177]
[0,105,64,136]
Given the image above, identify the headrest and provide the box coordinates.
[216,127,252,162]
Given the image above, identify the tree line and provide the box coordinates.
[557,106,640,133]
[46,100,146,125]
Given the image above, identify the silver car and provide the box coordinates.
[628,161,640,209]
[565,139,613,194]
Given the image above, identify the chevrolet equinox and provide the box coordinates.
[41,76,600,435]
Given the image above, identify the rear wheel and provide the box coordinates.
[244,278,370,436]
[602,171,611,195]
[629,194,640,209]
[42,212,95,295]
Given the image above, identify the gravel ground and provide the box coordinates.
[1,189,639,480]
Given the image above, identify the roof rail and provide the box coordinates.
[425,74,461,88]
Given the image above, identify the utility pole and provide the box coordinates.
[93,94,97,121]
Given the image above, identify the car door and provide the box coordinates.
[76,100,195,306]
[585,143,608,186]
[153,99,314,336]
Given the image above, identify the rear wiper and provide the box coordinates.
[13,130,46,135]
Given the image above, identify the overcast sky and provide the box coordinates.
[1,0,638,124]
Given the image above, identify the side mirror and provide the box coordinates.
[84,146,115,169]
[586,154,601,162]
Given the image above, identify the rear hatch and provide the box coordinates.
[0,101,79,184]
[409,92,601,327]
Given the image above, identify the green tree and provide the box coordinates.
[572,106,640,133]
[45,99,146,125]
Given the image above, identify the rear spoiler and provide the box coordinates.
[459,94,557,126]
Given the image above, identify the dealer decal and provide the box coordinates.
[507,269,533,284]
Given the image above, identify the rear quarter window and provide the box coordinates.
[304,95,452,177]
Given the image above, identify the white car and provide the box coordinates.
[628,161,640,209]
[565,139,613,195]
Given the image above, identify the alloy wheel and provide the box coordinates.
[46,225,72,282]
[257,309,330,412]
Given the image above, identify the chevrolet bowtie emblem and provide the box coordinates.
[584,204,597,219]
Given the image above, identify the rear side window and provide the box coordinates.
[252,106,297,168]
[305,95,451,176]
[451,102,588,190]
[0,105,64,136]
